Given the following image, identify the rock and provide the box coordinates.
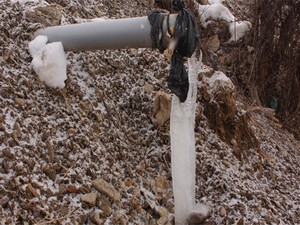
[0,196,9,206]
[233,217,244,225]
[205,35,220,52]
[156,206,169,218]
[79,184,90,194]
[92,179,121,201]
[157,216,168,225]
[2,148,15,159]
[58,184,67,196]
[26,184,40,197]
[99,197,112,217]
[67,185,78,193]
[0,123,5,132]
[81,192,97,206]
[155,176,170,191]
[90,211,103,225]
[219,206,226,217]
[186,204,212,225]
[12,131,19,142]
[42,165,56,181]
[107,58,124,69]
[144,82,154,93]
[153,91,171,127]
[111,213,128,225]
[14,97,27,107]
[47,140,55,163]
[199,0,209,4]
[25,5,62,26]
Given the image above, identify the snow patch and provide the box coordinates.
[207,70,235,95]
[29,35,67,88]
[197,3,252,42]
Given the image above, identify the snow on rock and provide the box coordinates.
[28,35,67,88]
[198,3,235,27]
[196,2,252,42]
[206,70,235,96]
[228,20,252,42]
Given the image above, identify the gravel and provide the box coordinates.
[0,0,299,224]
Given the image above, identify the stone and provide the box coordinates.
[25,5,62,26]
[14,97,27,107]
[155,176,170,190]
[26,183,39,197]
[2,148,15,159]
[206,35,221,52]
[107,58,124,68]
[153,91,171,127]
[92,179,121,201]
[219,206,226,217]
[199,0,209,4]
[186,204,212,225]
[144,82,154,93]
[157,216,168,225]
[47,140,55,163]
[81,192,97,206]
[90,211,103,225]
[99,197,112,217]
[156,206,169,218]
[42,165,56,181]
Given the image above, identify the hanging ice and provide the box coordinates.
[170,54,198,224]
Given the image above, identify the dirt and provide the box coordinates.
[0,0,299,224]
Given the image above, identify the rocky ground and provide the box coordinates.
[0,0,299,224]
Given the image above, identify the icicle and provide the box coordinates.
[170,53,200,224]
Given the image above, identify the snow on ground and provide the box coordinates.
[0,0,300,224]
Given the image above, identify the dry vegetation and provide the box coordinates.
[250,0,300,139]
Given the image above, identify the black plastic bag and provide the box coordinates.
[168,53,189,102]
[168,9,198,102]
[148,7,199,102]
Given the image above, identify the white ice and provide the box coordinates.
[28,35,67,88]
[170,53,201,224]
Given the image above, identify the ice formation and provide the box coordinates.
[197,2,252,42]
[170,54,200,224]
[28,35,67,88]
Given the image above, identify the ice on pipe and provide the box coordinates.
[28,35,67,88]
[170,54,200,225]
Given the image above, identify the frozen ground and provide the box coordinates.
[0,0,299,224]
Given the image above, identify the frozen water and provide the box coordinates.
[29,35,67,88]
[170,54,201,224]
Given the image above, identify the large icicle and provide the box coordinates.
[170,54,200,224]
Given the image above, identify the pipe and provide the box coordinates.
[34,14,177,52]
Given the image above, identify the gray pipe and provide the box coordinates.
[35,15,177,52]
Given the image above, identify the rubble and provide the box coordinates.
[0,0,299,224]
